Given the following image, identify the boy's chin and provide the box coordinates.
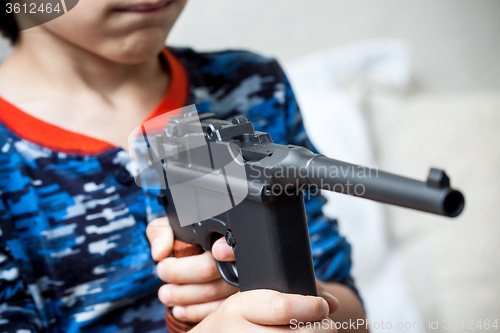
[97,34,169,64]
[42,23,170,65]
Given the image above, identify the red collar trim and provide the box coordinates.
[0,48,189,156]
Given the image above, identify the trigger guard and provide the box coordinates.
[216,260,240,288]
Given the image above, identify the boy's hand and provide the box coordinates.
[191,289,338,332]
[146,217,340,323]
[211,237,341,318]
[146,217,239,322]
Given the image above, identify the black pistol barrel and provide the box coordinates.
[272,151,465,218]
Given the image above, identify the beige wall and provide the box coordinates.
[168,0,500,92]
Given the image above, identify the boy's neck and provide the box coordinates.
[0,27,171,150]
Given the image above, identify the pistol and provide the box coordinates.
[145,111,464,329]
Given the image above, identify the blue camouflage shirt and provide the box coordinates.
[0,47,355,332]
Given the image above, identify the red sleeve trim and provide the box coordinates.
[0,48,189,156]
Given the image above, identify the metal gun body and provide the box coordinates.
[154,112,464,296]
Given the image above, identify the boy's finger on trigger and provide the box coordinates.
[211,237,235,261]
[146,217,174,261]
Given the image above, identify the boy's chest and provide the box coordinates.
[0,141,164,316]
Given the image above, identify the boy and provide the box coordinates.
[0,0,366,331]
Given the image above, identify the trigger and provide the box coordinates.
[216,260,239,288]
